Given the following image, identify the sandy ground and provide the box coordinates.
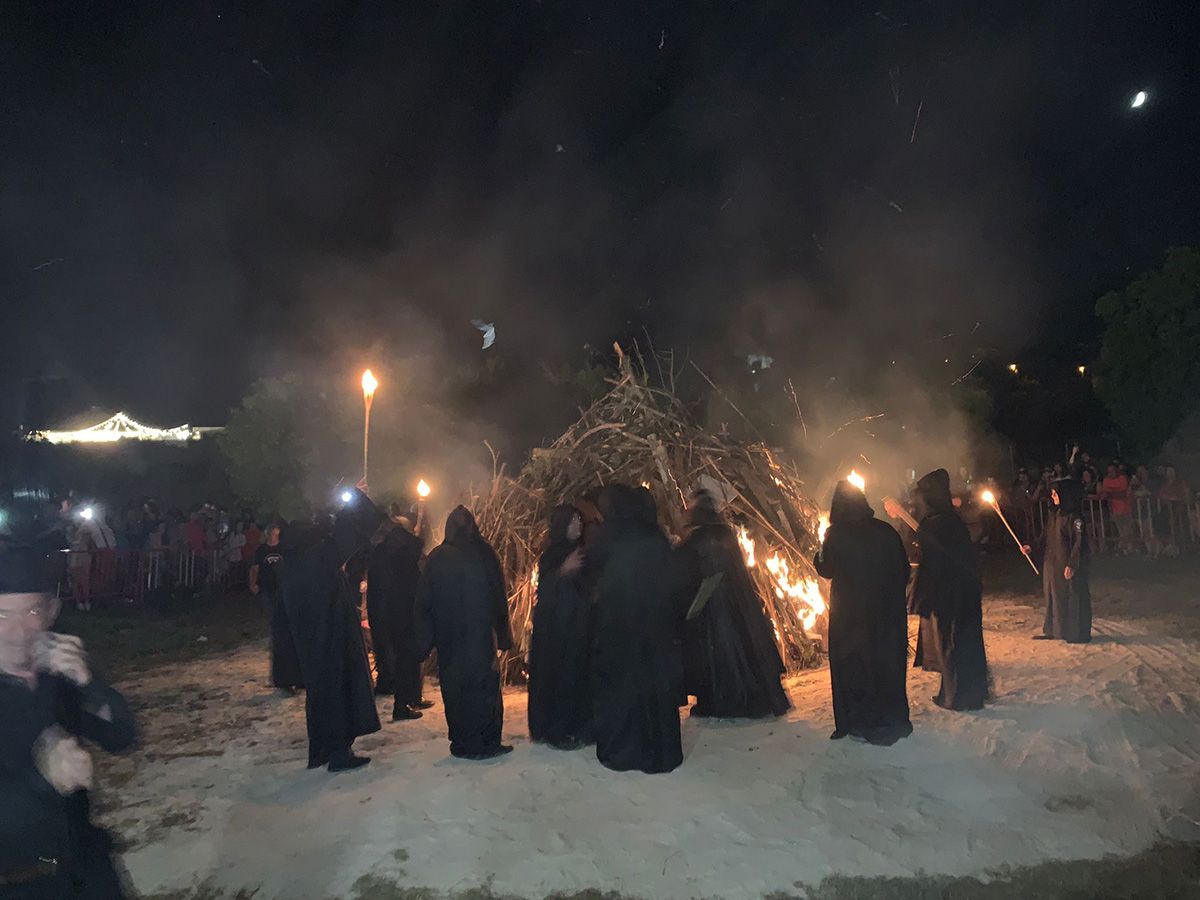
[93,597,1200,900]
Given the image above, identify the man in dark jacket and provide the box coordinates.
[910,468,989,711]
[813,480,912,745]
[367,507,429,721]
[1,535,136,898]
[280,490,382,772]
[416,506,513,760]
[590,485,683,773]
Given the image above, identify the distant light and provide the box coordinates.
[340,490,354,504]
[1077,365,1087,375]
[80,507,95,520]
[1008,363,1019,374]
[1131,90,1147,109]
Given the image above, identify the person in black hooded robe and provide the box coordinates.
[676,493,790,719]
[1039,477,1092,643]
[279,490,381,772]
[527,505,593,749]
[367,506,429,720]
[910,468,989,711]
[813,480,913,744]
[415,506,513,760]
[591,484,683,773]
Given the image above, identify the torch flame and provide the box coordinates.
[417,479,431,499]
[817,514,830,543]
[981,489,996,505]
[361,369,379,399]
[847,469,866,492]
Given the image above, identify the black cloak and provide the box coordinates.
[280,491,382,769]
[1043,477,1092,643]
[258,541,304,690]
[590,485,683,774]
[910,469,989,711]
[415,506,512,758]
[813,481,913,744]
[527,505,593,747]
[676,496,791,719]
[367,521,426,706]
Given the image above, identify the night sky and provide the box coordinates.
[4,1,1198,439]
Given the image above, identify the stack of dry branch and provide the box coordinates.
[466,354,828,683]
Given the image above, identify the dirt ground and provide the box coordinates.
[66,555,1200,900]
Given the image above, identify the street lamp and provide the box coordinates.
[361,369,378,488]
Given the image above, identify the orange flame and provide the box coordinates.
[736,526,756,568]
[417,479,431,499]
[817,514,830,543]
[361,369,379,399]
[847,469,866,492]
[980,489,996,505]
[736,526,826,633]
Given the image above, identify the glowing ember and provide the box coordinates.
[847,469,866,492]
[361,368,379,398]
[417,479,431,499]
[736,526,756,568]
[817,514,830,543]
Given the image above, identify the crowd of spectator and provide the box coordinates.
[999,452,1197,558]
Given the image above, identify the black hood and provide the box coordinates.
[1053,477,1084,515]
[444,505,482,544]
[916,468,954,515]
[829,480,874,526]
[333,488,386,563]
[687,491,725,528]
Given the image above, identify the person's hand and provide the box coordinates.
[882,498,904,520]
[34,633,91,687]
[1064,566,1074,581]
[559,548,585,575]
[34,726,93,795]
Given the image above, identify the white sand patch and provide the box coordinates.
[97,600,1200,899]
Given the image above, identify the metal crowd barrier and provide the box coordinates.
[1006,496,1198,555]
[58,548,251,607]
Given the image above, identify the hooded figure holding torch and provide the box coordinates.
[910,469,989,711]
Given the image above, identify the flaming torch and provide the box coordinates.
[981,489,1039,575]
[360,369,378,489]
[415,478,431,533]
[847,469,866,492]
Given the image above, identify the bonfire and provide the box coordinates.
[467,350,829,684]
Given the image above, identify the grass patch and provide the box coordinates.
[57,589,268,679]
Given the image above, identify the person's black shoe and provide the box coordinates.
[455,745,514,761]
[1032,634,1055,641]
[550,737,585,751]
[327,753,371,772]
[413,699,435,710]
[392,705,423,721]
[829,729,847,740]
